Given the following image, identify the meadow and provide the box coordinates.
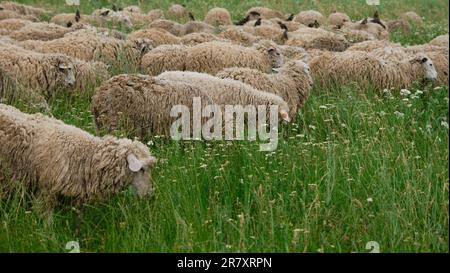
[0,0,448,252]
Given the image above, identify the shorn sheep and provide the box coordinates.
[141,40,284,75]
[216,60,313,120]
[0,43,75,98]
[156,71,291,122]
[0,104,156,221]
[308,49,438,90]
[204,7,233,26]
[91,74,215,137]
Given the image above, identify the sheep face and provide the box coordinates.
[415,56,438,81]
[131,38,154,56]
[126,144,157,198]
[268,47,284,68]
[47,55,75,88]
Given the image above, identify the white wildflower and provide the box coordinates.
[400,89,411,96]
[394,111,404,118]
[441,121,449,130]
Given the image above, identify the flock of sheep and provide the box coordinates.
[0,2,448,221]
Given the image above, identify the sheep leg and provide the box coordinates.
[32,191,56,227]
[73,200,84,237]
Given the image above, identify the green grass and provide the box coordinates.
[0,0,448,253]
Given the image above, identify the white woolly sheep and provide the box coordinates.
[128,27,179,46]
[308,49,438,90]
[218,27,262,46]
[141,40,284,75]
[294,10,325,27]
[0,9,38,21]
[149,19,216,36]
[0,43,75,98]
[341,18,389,40]
[0,103,156,220]
[179,32,225,46]
[216,60,313,120]
[0,1,48,17]
[429,34,449,48]
[327,11,350,28]
[6,21,74,41]
[147,9,165,21]
[91,74,215,137]
[167,4,189,21]
[0,18,32,34]
[19,29,152,68]
[204,7,233,26]
[286,27,350,51]
[245,7,285,20]
[156,71,291,122]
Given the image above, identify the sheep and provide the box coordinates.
[327,11,350,28]
[149,19,216,36]
[141,40,284,75]
[0,1,48,17]
[218,27,262,46]
[157,71,291,123]
[0,103,156,221]
[19,29,152,68]
[204,7,233,26]
[141,44,189,75]
[286,27,350,51]
[72,60,110,92]
[128,27,179,46]
[216,60,312,120]
[167,4,189,21]
[341,18,389,40]
[91,74,215,137]
[0,67,48,111]
[308,49,438,90]
[245,7,285,20]
[402,11,423,25]
[405,44,448,86]
[147,9,165,21]
[179,32,225,46]
[347,40,401,52]
[0,43,75,98]
[0,18,32,34]
[239,20,289,44]
[0,9,38,21]
[5,21,74,41]
[90,8,133,29]
[429,34,449,48]
[279,45,309,61]
[294,10,325,27]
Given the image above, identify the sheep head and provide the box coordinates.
[254,40,285,68]
[47,55,75,88]
[411,54,437,81]
[126,142,157,198]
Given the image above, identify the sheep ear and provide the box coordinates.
[100,10,110,16]
[280,110,290,122]
[66,21,73,27]
[268,48,276,56]
[421,57,428,63]
[75,9,80,22]
[127,154,143,172]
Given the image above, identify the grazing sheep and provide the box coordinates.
[167,4,189,21]
[91,74,215,137]
[327,11,350,28]
[342,18,389,40]
[0,1,48,17]
[429,34,449,48]
[245,7,285,20]
[0,9,38,21]
[0,18,32,34]
[72,60,110,92]
[0,44,75,98]
[286,27,350,51]
[0,103,156,220]
[402,11,423,25]
[347,40,400,52]
[204,7,233,26]
[279,45,309,61]
[309,49,438,90]
[157,71,291,123]
[147,9,165,21]
[128,27,179,46]
[405,44,448,86]
[294,10,325,27]
[216,60,312,119]
[218,27,262,46]
[240,20,289,44]
[19,29,152,68]
[0,67,48,110]
[90,8,133,29]
[149,19,216,36]
[141,40,284,75]
[141,44,189,75]
[179,32,225,46]
[6,21,74,41]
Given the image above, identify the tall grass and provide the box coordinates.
[0,0,448,252]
